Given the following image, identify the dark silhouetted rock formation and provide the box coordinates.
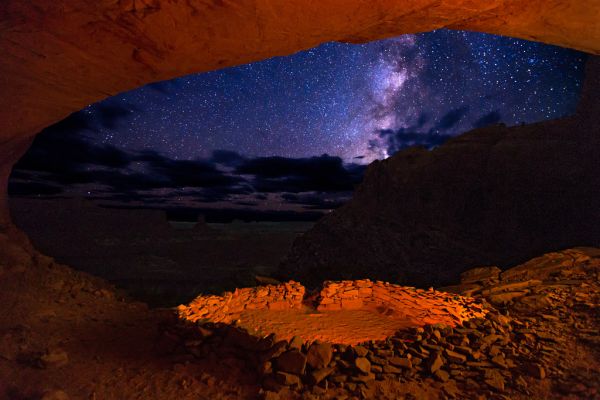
[280,56,600,288]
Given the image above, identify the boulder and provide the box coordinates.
[460,267,501,284]
[524,362,546,379]
[389,357,412,369]
[427,352,444,373]
[306,342,333,369]
[274,371,301,387]
[38,348,69,368]
[484,369,505,391]
[353,346,369,357]
[275,350,307,375]
[41,391,70,400]
[355,357,371,374]
[308,367,335,385]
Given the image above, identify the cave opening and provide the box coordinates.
[6,31,588,308]
[1,1,600,397]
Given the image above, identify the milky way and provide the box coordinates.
[11,30,587,220]
[90,29,585,163]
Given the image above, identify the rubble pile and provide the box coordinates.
[171,248,600,399]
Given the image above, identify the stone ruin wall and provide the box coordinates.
[179,279,487,328]
[316,280,487,326]
[178,281,305,323]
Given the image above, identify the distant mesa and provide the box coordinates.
[10,198,172,240]
[193,214,215,233]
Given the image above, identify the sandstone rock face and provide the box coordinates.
[280,56,600,288]
[1,0,600,231]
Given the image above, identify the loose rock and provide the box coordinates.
[307,342,333,369]
[276,350,306,375]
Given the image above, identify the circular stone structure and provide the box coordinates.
[177,279,487,345]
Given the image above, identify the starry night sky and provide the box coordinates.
[10,30,587,221]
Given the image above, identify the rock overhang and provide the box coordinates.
[1,1,599,232]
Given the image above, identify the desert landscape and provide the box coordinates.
[1,1,600,399]
[9,198,312,307]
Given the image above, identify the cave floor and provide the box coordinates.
[1,236,599,399]
[236,307,419,345]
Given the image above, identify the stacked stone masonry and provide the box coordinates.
[178,281,305,324]
[178,279,487,329]
[316,279,487,326]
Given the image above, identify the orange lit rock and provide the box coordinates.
[177,281,305,324]
[178,279,487,345]
[306,342,333,370]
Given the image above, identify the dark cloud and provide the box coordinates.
[371,128,452,156]
[11,107,365,217]
[209,150,247,167]
[474,111,502,128]
[146,78,185,94]
[367,109,473,156]
[94,104,135,130]
[16,131,131,175]
[435,106,470,131]
[233,200,259,207]
[236,155,366,193]
[15,102,136,177]
[39,102,135,137]
[416,113,429,128]
[11,129,364,216]
[136,150,243,188]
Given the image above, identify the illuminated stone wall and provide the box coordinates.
[316,279,487,325]
[178,281,305,324]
